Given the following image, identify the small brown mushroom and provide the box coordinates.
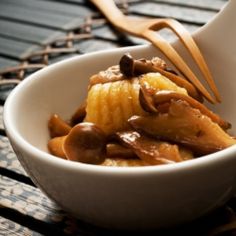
[119,53,135,77]
[119,53,167,78]
[139,84,171,114]
[63,122,106,164]
[119,53,202,101]
[139,81,158,113]
[48,114,71,138]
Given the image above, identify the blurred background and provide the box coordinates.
[0,0,228,103]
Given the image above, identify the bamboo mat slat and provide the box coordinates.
[0,0,92,17]
[0,36,39,60]
[0,3,85,31]
[0,19,66,46]
[129,2,218,25]
[151,0,227,11]
[0,57,18,69]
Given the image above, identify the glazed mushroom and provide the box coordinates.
[129,100,236,155]
[139,81,158,113]
[70,102,87,126]
[119,53,167,77]
[119,53,202,101]
[106,143,136,158]
[63,122,106,164]
[139,82,230,130]
[116,130,193,165]
[48,114,71,138]
[48,122,107,163]
[153,90,230,129]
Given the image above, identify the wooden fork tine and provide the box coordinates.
[91,0,217,103]
[144,30,216,103]
[160,19,221,102]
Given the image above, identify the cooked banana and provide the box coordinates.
[85,72,188,134]
[85,78,145,134]
[140,72,188,95]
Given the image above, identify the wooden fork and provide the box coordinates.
[90,0,221,104]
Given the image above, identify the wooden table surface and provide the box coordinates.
[1,0,235,235]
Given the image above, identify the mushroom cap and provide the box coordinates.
[63,122,106,164]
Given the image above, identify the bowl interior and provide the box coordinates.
[5,44,236,154]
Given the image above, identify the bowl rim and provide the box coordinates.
[4,44,236,176]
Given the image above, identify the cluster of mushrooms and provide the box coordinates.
[48,54,236,166]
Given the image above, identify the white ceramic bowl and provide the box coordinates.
[3,44,236,230]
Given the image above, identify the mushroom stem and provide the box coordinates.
[48,114,71,138]
[70,102,87,126]
[106,143,136,158]
[48,136,67,159]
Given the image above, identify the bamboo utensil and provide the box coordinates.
[91,0,221,103]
